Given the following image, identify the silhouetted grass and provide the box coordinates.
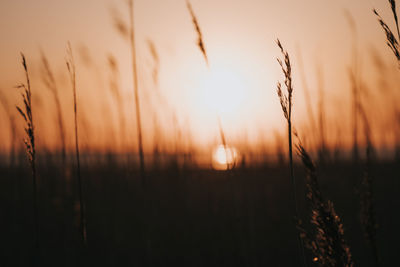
[358,103,379,266]
[128,0,146,186]
[297,143,354,267]
[0,2,399,267]
[296,49,317,149]
[187,0,208,65]
[374,0,400,66]
[316,65,328,164]
[107,54,126,150]
[66,43,87,244]
[276,39,306,266]
[40,52,67,163]
[16,53,39,255]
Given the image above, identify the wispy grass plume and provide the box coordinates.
[147,39,160,86]
[186,0,234,169]
[276,39,306,265]
[16,53,38,249]
[186,0,208,65]
[297,143,354,267]
[66,43,87,244]
[111,7,129,40]
[276,39,295,203]
[373,0,400,66]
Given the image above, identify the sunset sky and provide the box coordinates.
[0,0,399,155]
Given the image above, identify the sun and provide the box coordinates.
[212,145,238,170]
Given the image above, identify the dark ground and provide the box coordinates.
[1,155,399,266]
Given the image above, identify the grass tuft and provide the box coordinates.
[297,143,354,267]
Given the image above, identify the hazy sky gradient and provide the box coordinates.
[0,0,398,154]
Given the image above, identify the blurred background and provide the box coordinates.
[1,0,400,266]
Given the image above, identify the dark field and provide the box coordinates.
[1,156,399,266]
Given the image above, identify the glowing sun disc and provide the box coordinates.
[212,145,238,170]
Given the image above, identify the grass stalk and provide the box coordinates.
[296,49,317,147]
[344,10,362,164]
[349,68,360,163]
[187,0,230,165]
[316,65,328,163]
[66,43,87,244]
[276,39,307,266]
[147,40,160,86]
[40,52,66,164]
[108,54,126,151]
[16,53,38,250]
[358,103,379,266]
[128,0,145,186]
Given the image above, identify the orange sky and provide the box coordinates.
[0,0,399,156]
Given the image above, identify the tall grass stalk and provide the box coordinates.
[186,4,242,261]
[128,0,145,186]
[316,65,328,163]
[108,54,126,151]
[40,52,66,164]
[146,40,162,167]
[66,43,87,244]
[147,39,160,86]
[187,0,230,163]
[358,103,379,266]
[347,12,361,163]
[16,53,38,249]
[348,68,360,163]
[276,39,306,266]
[296,49,317,147]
